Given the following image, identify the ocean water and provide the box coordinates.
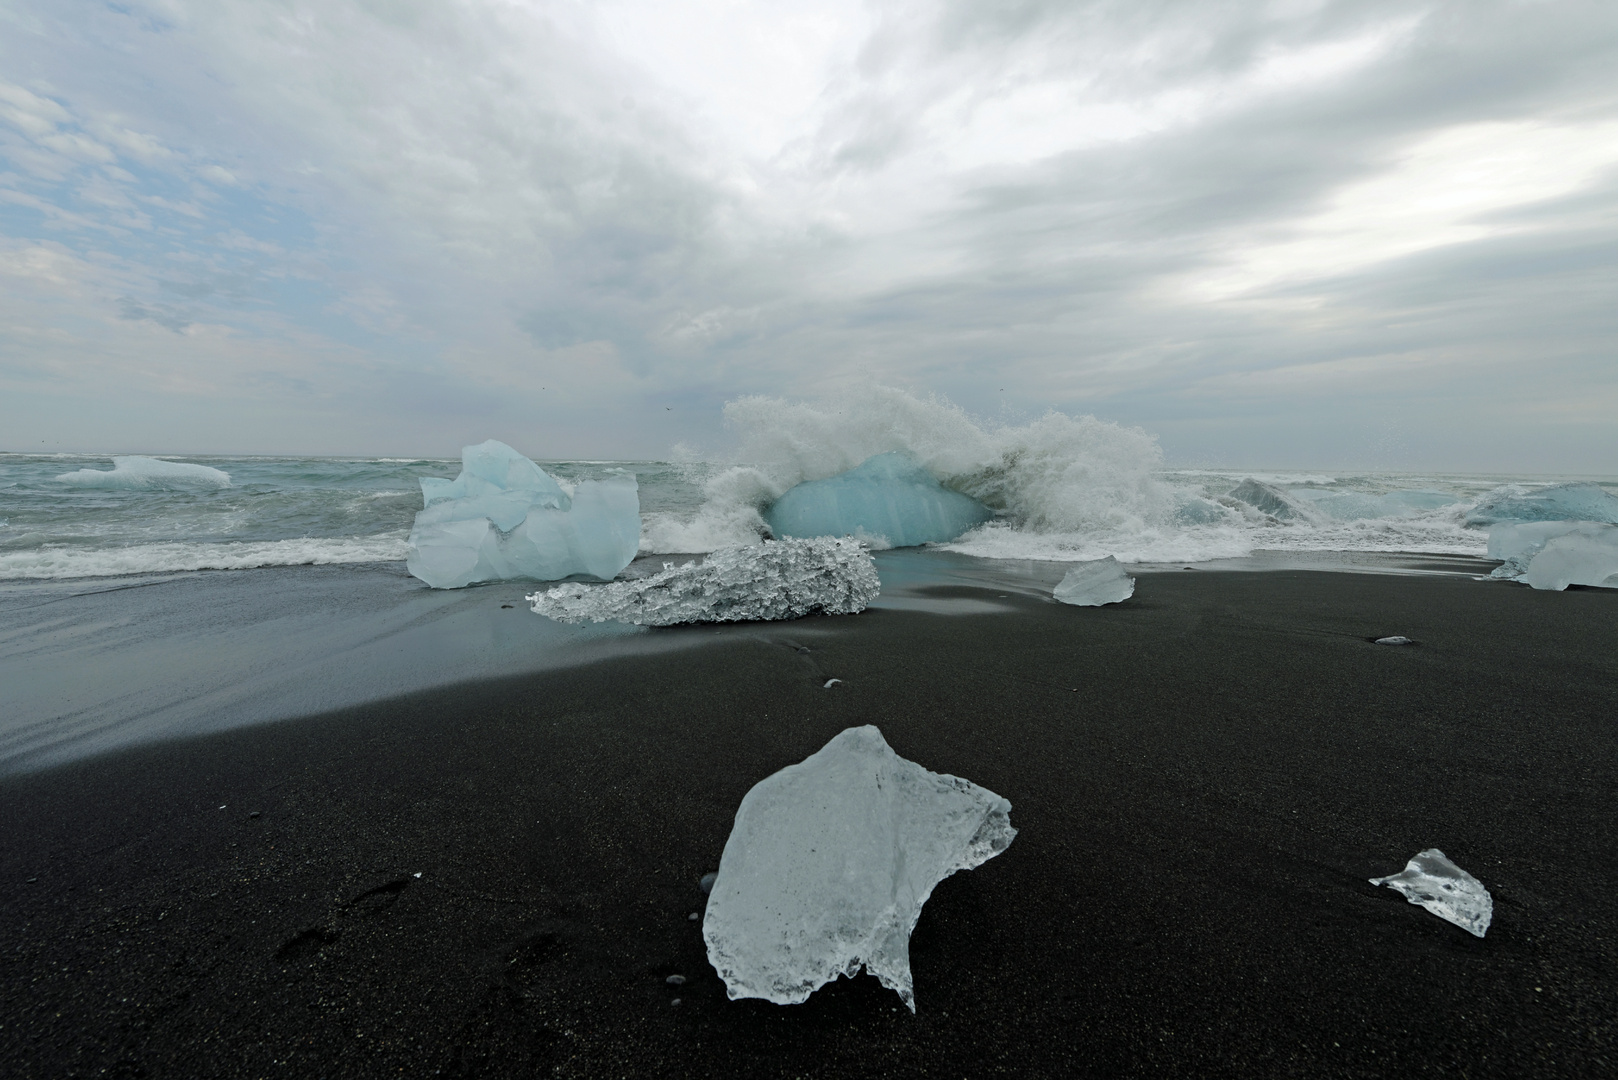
[3,391,1612,581]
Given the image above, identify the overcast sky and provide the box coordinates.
[2,0,1615,470]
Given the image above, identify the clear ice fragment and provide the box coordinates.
[528,537,878,626]
[1053,556,1135,606]
[763,453,993,548]
[1370,848,1492,938]
[1465,482,1618,527]
[1375,636,1413,645]
[407,440,639,589]
[703,726,1015,1012]
[1521,526,1618,591]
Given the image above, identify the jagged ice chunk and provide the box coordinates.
[1053,556,1135,606]
[763,453,993,548]
[703,726,1015,1012]
[407,440,639,589]
[1370,849,1492,938]
[1225,478,1317,522]
[55,456,231,490]
[528,537,878,626]
[1522,525,1618,591]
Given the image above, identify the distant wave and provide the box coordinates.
[0,535,408,580]
[55,456,231,490]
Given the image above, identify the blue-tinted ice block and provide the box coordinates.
[762,453,993,548]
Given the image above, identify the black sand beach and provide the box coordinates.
[3,570,1615,1078]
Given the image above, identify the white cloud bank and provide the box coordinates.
[0,0,1615,470]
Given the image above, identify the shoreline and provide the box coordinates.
[3,569,1615,1077]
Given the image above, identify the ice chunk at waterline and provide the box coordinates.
[55,456,230,490]
[1488,521,1618,589]
[1053,556,1135,606]
[407,440,639,589]
[529,537,878,626]
[1465,482,1618,527]
[1370,849,1492,938]
[703,726,1015,1012]
[763,453,993,548]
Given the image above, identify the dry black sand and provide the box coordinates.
[3,570,1615,1078]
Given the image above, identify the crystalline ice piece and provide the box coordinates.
[1465,482,1618,527]
[529,537,879,626]
[1370,848,1492,938]
[1521,524,1618,591]
[1225,478,1318,521]
[1375,636,1414,645]
[763,453,993,549]
[1053,556,1135,606]
[703,726,1015,1012]
[1486,521,1589,580]
[55,456,231,490]
[406,440,639,589]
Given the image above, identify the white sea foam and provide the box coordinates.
[0,535,408,580]
[638,387,1503,563]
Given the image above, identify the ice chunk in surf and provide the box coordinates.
[763,453,993,548]
[1053,556,1135,607]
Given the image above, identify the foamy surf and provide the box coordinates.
[0,535,409,580]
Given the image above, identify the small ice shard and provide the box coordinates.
[703,725,1015,1012]
[763,453,993,548]
[1465,482,1618,527]
[1375,636,1413,646]
[1225,478,1318,522]
[1053,556,1135,607]
[1370,848,1492,938]
[407,440,640,589]
[699,872,718,895]
[528,537,879,626]
[55,456,231,490]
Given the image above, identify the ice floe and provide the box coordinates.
[703,726,1015,1011]
[1465,482,1618,527]
[407,440,639,589]
[55,456,231,490]
[763,452,993,548]
[528,537,879,626]
[1370,848,1492,938]
[1053,556,1135,606]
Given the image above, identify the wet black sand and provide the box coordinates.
[3,570,1616,1078]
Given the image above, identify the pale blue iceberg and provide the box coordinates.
[703,725,1015,1012]
[55,456,230,490]
[763,453,993,548]
[407,440,639,589]
[1370,848,1492,938]
[1053,556,1135,606]
[1225,478,1318,522]
[1465,483,1618,527]
[529,537,877,625]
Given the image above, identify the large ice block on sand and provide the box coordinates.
[1521,525,1618,591]
[1465,482,1618,527]
[407,440,639,589]
[1488,521,1618,589]
[703,726,1015,1012]
[55,456,231,490]
[1053,556,1135,606]
[763,453,993,548]
[528,537,878,626]
[1370,848,1492,938]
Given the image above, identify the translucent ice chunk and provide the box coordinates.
[1521,525,1618,591]
[1225,478,1318,522]
[1053,556,1135,606]
[763,453,993,549]
[528,537,879,626]
[1486,520,1588,580]
[703,726,1015,1012]
[1465,482,1618,527]
[55,456,231,490]
[1369,848,1492,938]
[406,441,639,589]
